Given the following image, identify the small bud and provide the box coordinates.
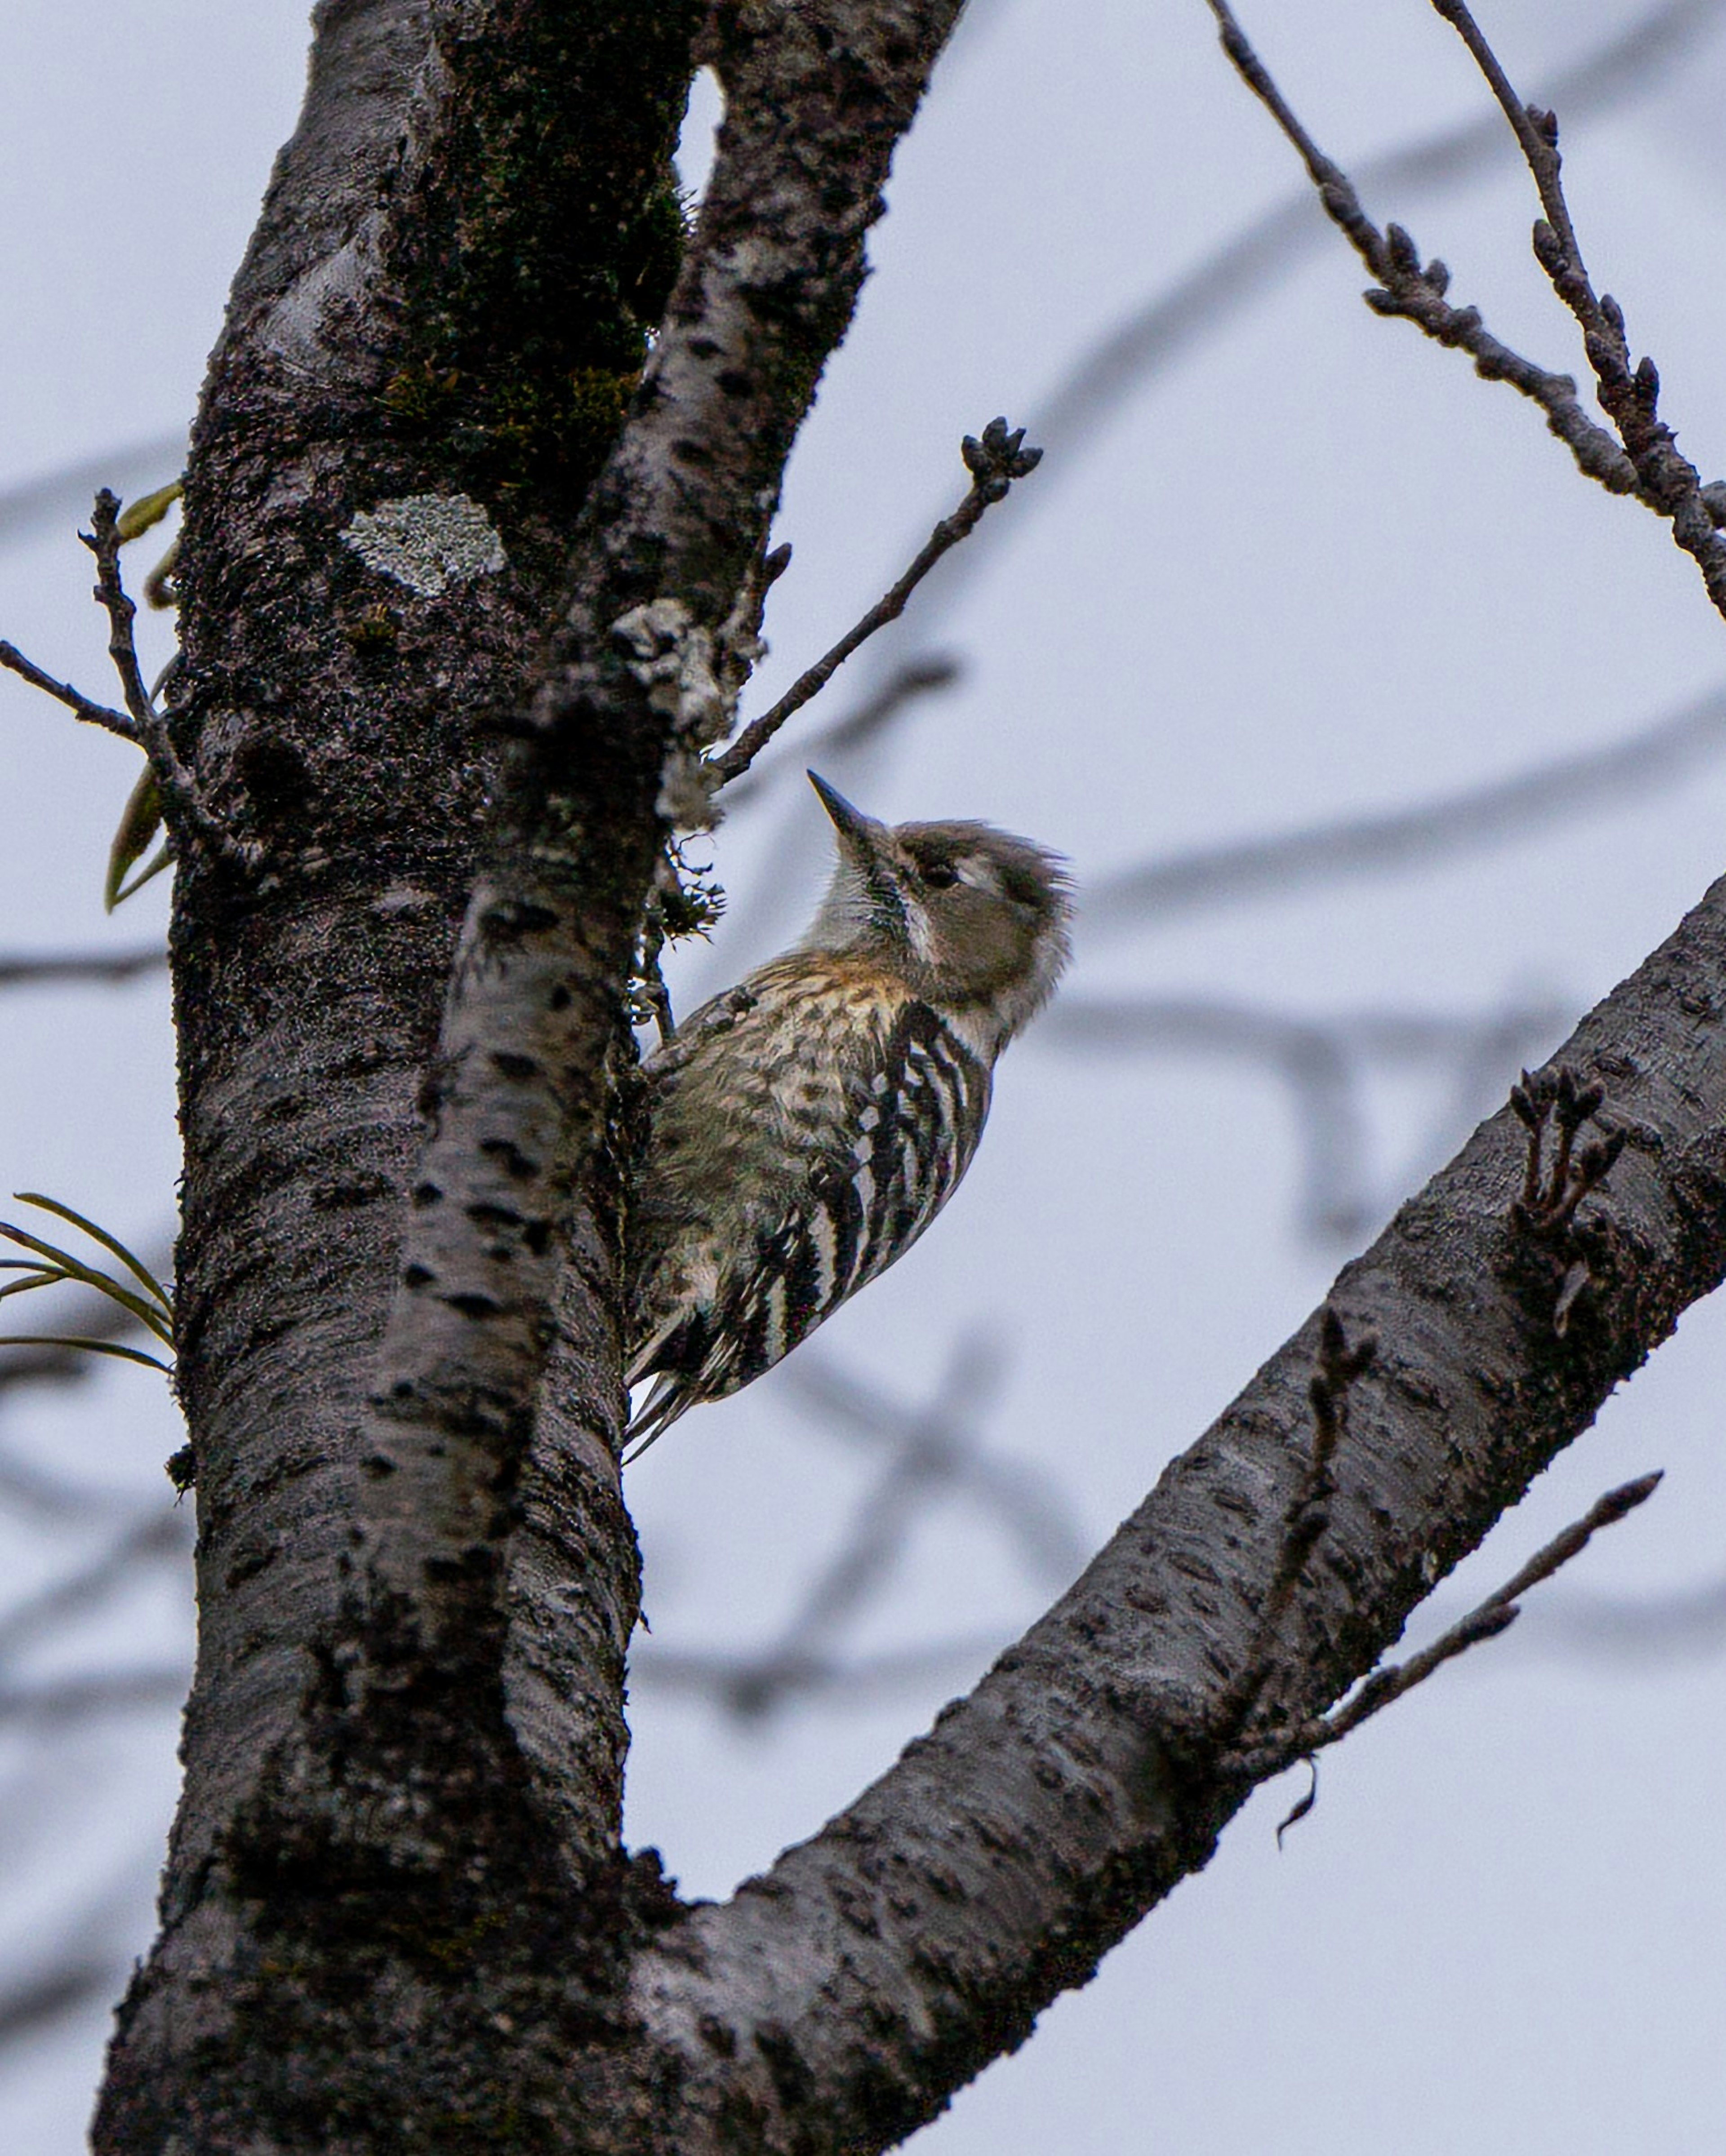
[1600,293,1625,337]
[1385,223,1420,275]
[1634,355,1660,408]
[961,417,1042,489]
[1424,257,1450,297]
[1347,1331,1380,1380]
[1584,331,1628,386]
[1530,220,1566,275]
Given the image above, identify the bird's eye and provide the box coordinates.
[918,861,959,889]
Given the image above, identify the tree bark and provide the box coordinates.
[88,3,1726,2151]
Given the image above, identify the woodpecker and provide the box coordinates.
[624,772,1072,1456]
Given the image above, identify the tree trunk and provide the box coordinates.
[87,4,1726,2151]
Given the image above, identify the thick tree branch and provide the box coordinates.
[362,0,973,1672]
[625,867,1726,2149]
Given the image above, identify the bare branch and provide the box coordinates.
[1428,0,1726,610]
[1206,2,1645,497]
[1036,0,1722,460]
[0,639,135,740]
[81,491,258,871]
[709,420,1039,786]
[82,491,157,731]
[1085,681,1726,931]
[863,0,1725,659]
[1229,1473,1663,1779]
[0,945,167,990]
[719,656,961,808]
[1209,1,1726,616]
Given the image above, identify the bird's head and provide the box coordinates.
[801,772,1072,1049]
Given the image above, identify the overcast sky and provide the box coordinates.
[4,2,1726,2148]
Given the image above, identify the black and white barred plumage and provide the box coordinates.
[624,774,1071,1456]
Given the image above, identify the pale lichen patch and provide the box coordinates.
[343,494,508,597]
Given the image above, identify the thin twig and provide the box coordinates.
[1206,2,1642,501]
[0,641,134,739]
[1430,1,1588,262]
[1427,0,1726,614]
[1227,1472,1662,1780]
[710,420,1040,785]
[720,657,961,809]
[80,490,261,871]
[1208,1,1726,617]
[1214,1309,1378,1742]
[84,492,156,729]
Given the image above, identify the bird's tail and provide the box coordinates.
[622,1372,692,1463]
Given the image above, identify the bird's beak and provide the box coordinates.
[808,771,886,860]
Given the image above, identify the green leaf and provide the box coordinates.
[0,1224,172,1345]
[105,767,166,913]
[116,479,182,545]
[0,1272,63,1303]
[0,1335,173,1374]
[13,1193,172,1314]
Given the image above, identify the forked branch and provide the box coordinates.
[1226,1471,1662,1787]
[1207,0,1726,616]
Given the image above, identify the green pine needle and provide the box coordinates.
[0,1194,174,1364]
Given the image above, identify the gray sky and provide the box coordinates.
[3,2,1725,2148]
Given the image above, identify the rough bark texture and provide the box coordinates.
[85,2,1726,2152]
